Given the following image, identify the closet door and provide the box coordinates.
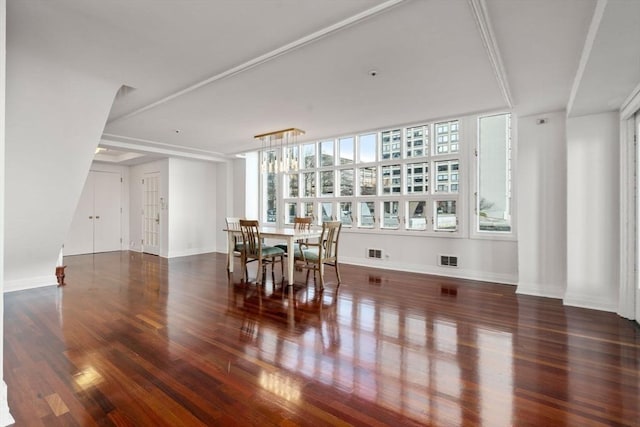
[64,173,96,255]
[93,171,122,253]
[64,171,122,255]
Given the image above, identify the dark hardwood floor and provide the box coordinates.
[4,251,639,426]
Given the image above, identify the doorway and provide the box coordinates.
[65,170,122,255]
[142,172,161,255]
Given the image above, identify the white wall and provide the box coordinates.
[5,41,119,291]
[516,111,567,298]
[565,112,620,312]
[167,158,217,258]
[0,0,13,423]
[215,158,245,252]
[339,231,518,283]
[129,159,169,254]
[222,153,519,284]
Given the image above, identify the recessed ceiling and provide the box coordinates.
[8,0,638,164]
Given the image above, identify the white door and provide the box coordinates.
[65,173,96,255]
[142,173,161,255]
[93,171,122,253]
[64,171,122,255]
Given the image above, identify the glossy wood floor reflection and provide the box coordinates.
[4,252,640,426]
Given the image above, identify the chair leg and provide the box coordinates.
[280,255,284,278]
[256,260,263,285]
[335,261,342,285]
[318,263,325,290]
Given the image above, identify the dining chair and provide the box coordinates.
[239,219,285,285]
[275,216,313,259]
[299,220,342,290]
[225,217,243,271]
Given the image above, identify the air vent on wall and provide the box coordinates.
[367,248,382,259]
[439,255,458,267]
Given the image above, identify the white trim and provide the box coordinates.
[467,0,513,108]
[563,292,618,313]
[621,81,640,120]
[100,135,226,162]
[340,256,518,285]
[567,0,608,116]
[516,282,565,299]
[107,0,408,125]
[4,276,57,293]
[618,115,636,319]
[0,381,14,427]
[166,247,218,259]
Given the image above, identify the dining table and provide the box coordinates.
[226,226,323,285]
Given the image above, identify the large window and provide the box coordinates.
[477,113,512,232]
[261,112,513,238]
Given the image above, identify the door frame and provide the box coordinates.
[620,84,640,322]
[142,172,161,255]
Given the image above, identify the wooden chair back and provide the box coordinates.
[293,216,312,231]
[239,219,261,257]
[319,220,341,263]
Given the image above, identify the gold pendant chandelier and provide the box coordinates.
[255,128,305,173]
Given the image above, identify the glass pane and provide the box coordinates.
[320,140,334,166]
[301,202,314,221]
[339,137,354,164]
[407,201,427,230]
[285,173,298,198]
[301,143,316,169]
[382,201,400,229]
[359,166,377,196]
[406,124,429,158]
[321,202,333,221]
[285,203,297,224]
[381,129,402,160]
[285,146,299,171]
[406,162,429,194]
[320,170,334,196]
[359,133,376,163]
[340,202,352,226]
[435,120,459,155]
[265,171,277,223]
[339,169,354,196]
[434,200,457,231]
[381,164,402,194]
[359,201,375,228]
[478,113,512,232]
[434,160,459,193]
[262,149,277,174]
[303,171,315,197]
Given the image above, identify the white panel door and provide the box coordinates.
[142,172,161,255]
[64,171,122,255]
[64,173,95,255]
[93,171,122,253]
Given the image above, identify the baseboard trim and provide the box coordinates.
[339,256,518,285]
[4,275,57,293]
[166,247,217,258]
[0,381,15,426]
[563,292,618,313]
[516,282,565,299]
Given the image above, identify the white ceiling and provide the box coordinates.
[7,0,640,164]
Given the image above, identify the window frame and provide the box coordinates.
[266,112,514,241]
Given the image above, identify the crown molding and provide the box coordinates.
[468,0,513,109]
[101,133,228,162]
